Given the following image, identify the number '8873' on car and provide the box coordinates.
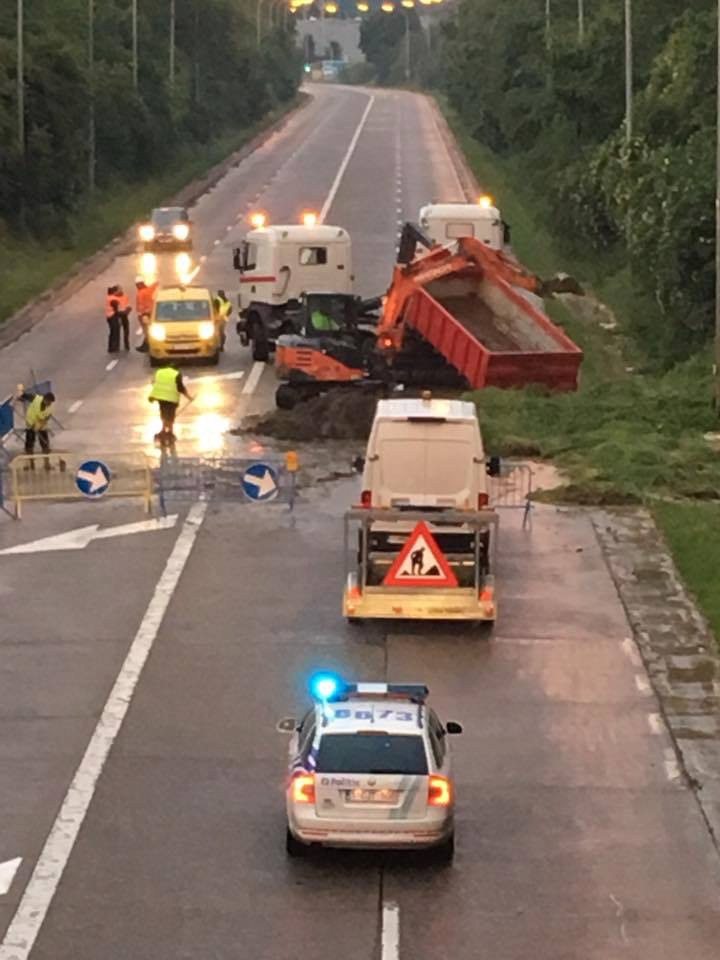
[278,678,462,862]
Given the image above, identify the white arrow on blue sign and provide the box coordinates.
[75,459,111,498]
[241,463,279,502]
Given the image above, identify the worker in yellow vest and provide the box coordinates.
[148,362,194,445]
[24,390,56,455]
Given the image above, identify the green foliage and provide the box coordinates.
[359,9,425,85]
[439,0,719,365]
[0,0,301,239]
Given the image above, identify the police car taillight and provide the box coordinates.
[428,775,451,806]
[291,773,316,804]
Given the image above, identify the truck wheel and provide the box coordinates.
[286,828,309,858]
[207,351,220,366]
[276,384,300,410]
[250,316,270,362]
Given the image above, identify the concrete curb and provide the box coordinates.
[425,94,480,204]
[0,94,311,352]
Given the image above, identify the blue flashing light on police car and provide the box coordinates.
[310,672,343,701]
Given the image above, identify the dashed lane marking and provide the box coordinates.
[105,358,118,372]
[664,748,681,782]
[68,400,83,414]
[382,901,400,960]
[634,674,652,696]
[319,95,375,223]
[648,712,663,735]
[0,501,208,960]
[242,361,265,396]
[621,636,642,667]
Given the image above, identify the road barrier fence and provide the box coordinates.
[487,461,533,528]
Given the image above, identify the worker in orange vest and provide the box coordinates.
[106,284,132,353]
[135,277,159,352]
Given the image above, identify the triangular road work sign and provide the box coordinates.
[383,521,458,588]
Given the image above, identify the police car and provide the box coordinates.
[279,676,462,861]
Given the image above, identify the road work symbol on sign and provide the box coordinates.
[242,462,279,502]
[383,521,458,588]
[75,459,111,498]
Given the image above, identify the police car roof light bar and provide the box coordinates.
[346,683,429,703]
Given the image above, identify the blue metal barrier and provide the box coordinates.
[154,455,298,515]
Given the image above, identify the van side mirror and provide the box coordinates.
[445,721,463,735]
[351,455,365,473]
[277,717,298,733]
[486,456,501,477]
[232,247,242,271]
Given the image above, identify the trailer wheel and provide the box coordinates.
[276,384,301,410]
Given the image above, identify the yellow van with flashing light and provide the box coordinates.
[148,285,222,366]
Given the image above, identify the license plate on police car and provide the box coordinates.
[347,788,399,803]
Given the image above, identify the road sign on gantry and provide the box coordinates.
[241,462,279,502]
[75,459,111,499]
[383,521,458,588]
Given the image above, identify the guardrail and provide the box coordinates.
[9,453,152,518]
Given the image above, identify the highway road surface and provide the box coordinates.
[1,85,720,960]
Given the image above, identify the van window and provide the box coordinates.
[155,299,210,321]
[445,222,475,239]
[299,246,328,266]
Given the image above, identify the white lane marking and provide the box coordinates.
[0,516,178,555]
[105,358,118,372]
[634,674,651,696]
[609,894,629,945]
[664,748,681,782]
[68,400,83,414]
[319,95,375,223]
[242,361,264,396]
[621,636,642,667]
[185,370,245,385]
[648,712,663,735]
[214,239,220,246]
[0,859,22,896]
[0,502,207,960]
[382,901,400,960]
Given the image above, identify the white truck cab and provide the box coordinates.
[419,198,508,251]
[361,395,489,511]
[233,215,353,361]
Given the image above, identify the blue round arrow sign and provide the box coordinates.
[75,459,111,499]
[241,462,279,502]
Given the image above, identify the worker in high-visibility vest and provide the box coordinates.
[148,362,194,445]
[135,277,159,353]
[106,284,132,353]
[24,391,56,455]
[213,289,232,350]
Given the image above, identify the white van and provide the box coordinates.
[360,396,489,510]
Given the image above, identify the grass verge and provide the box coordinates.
[438,95,720,638]
[653,502,720,639]
[0,100,299,328]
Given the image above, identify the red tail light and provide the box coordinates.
[291,773,315,804]
[428,775,452,807]
[380,336,393,349]
[360,490,372,507]
[478,492,489,509]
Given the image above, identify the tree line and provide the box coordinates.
[361,1,718,365]
[0,0,301,238]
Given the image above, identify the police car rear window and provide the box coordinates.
[316,734,428,775]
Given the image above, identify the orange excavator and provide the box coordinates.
[273,223,583,408]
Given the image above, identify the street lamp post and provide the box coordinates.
[624,0,633,142]
[17,0,24,154]
[404,10,411,83]
[578,0,584,44]
[132,0,138,89]
[545,0,551,52]
[715,0,720,408]
[88,0,96,192]
[169,0,176,87]
[256,0,264,47]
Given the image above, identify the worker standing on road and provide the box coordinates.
[148,361,194,446]
[135,277,159,353]
[106,285,121,353]
[213,289,232,350]
[23,390,56,457]
[115,284,132,351]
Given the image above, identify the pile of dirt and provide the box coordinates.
[241,390,379,441]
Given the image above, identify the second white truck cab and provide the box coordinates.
[232,214,353,361]
[361,395,490,511]
[419,198,508,251]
